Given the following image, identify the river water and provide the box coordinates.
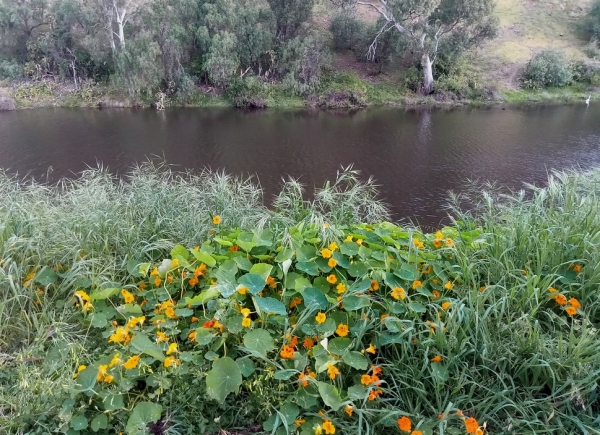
[1,105,599,228]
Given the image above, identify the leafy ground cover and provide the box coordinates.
[0,165,599,434]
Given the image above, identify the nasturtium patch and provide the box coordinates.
[206,357,243,403]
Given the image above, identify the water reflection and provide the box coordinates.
[1,105,599,228]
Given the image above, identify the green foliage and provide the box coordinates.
[329,10,365,52]
[523,50,573,89]
[266,0,314,41]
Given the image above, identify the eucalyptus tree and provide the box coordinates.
[347,0,498,93]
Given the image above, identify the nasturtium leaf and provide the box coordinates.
[185,287,220,306]
[342,351,368,370]
[174,308,193,317]
[243,329,275,356]
[296,261,319,276]
[249,263,273,281]
[275,248,294,262]
[119,304,142,316]
[343,296,371,311]
[34,267,58,286]
[236,357,256,377]
[262,414,280,432]
[384,272,403,288]
[389,302,406,315]
[72,366,97,392]
[191,250,216,267]
[328,337,352,355]
[170,245,189,260]
[312,277,330,293]
[254,228,274,246]
[409,302,427,313]
[295,388,319,409]
[138,263,150,277]
[397,263,419,281]
[274,369,297,380]
[238,273,266,295]
[214,237,233,247]
[302,287,329,311]
[102,394,124,411]
[316,318,336,335]
[89,313,107,328]
[204,351,219,361]
[127,258,144,277]
[236,233,257,252]
[126,402,162,434]
[379,332,403,346]
[90,287,119,301]
[233,256,253,271]
[332,251,350,269]
[278,403,300,429]
[350,279,372,293]
[130,334,165,361]
[70,415,88,431]
[90,413,108,432]
[206,357,243,404]
[341,242,359,256]
[372,251,386,262]
[348,384,368,400]
[347,262,368,278]
[294,276,311,292]
[195,327,216,346]
[317,382,343,411]
[358,246,373,259]
[255,297,287,316]
[315,257,332,273]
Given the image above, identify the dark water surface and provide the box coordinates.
[1,105,600,228]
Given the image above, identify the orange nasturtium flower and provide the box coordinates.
[303,337,315,349]
[322,420,335,434]
[298,371,316,387]
[266,276,277,289]
[336,283,346,294]
[315,312,327,324]
[444,281,453,290]
[164,356,180,368]
[413,237,424,249]
[328,258,338,268]
[188,277,199,287]
[123,355,140,370]
[568,298,581,309]
[565,306,578,316]
[188,330,197,342]
[572,264,582,273]
[156,331,169,343]
[327,274,338,284]
[280,345,295,359]
[441,301,451,311]
[365,343,376,354]
[108,327,130,344]
[327,363,340,380]
[121,289,135,304]
[430,355,443,363]
[336,323,349,337]
[242,317,252,327]
[369,280,379,291]
[391,287,406,300]
[368,389,383,400]
[345,405,353,417]
[397,416,412,432]
[464,417,480,434]
[212,215,221,225]
[321,248,333,259]
[554,294,567,306]
[361,374,373,385]
[412,280,423,290]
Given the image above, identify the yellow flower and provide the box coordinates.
[321,248,332,259]
[126,316,146,329]
[165,307,178,319]
[83,301,93,311]
[97,364,108,382]
[345,405,353,417]
[241,308,251,317]
[315,312,327,324]
[441,301,451,310]
[295,418,306,426]
[166,343,178,355]
[361,374,373,385]
[109,353,122,367]
[103,374,114,384]
[237,286,248,295]
[327,274,337,284]
[327,363,340,380]
[366,343,376,354]
[323,223,330,229]
[345,235,353,242]
[188,330,197,342]
[213,215,222,225]
[444,281,453,290]
[74,290,90,303]
[435,231,444,240]
[150,267,159,277]
[328,242,339,251]
[336,283,346,294]
[445,238,454,247]
[328,258,338,268]
[164,356,180,368]
[412,280,423,290]
[336,323,349,337]
[356,239,363,245]
[548,287,558,293]
[315,425,323,435]
[413,237,424,249]
[391,287,406,300]
[72,364,87,378]
[108,327,130,344]
[242,317,252,328]
[123,355,140,370]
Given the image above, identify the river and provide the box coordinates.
[1,105,599,229]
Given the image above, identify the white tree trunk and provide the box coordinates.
[117,20,125,50]
[421,54,434,95]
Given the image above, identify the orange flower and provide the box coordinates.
[369,280,379,291]
[444,281,453,290]
[165,307,177,319]
[441,301,451,310]
[108,327,130,344]
[154,277,162,287]
[322,420,335,434]
[298,372,309,387]
[188,277,199,287]
[572,264,582,273]
[413,237,424,249]
[365,343,376,354]
[188,330,197,342]
[121,289,135,304]
[321,248,333,259]
[411,431,423,435]
[303,337,315,349]
[123,355,140,370]
[290,297,302,309]
[367,389,383,400]
[328,258,338,268]
[156,331,169,343]
[335,323,349,337]
[280,345,295,359]
[371,366,383,376]
[431,289,441,299]
[397,416,412,432]
[203,319,215,329]
[391,287,406,300]
[191,316,199,323]
[327,363,340,380]
[194,264,207,277]
[242,317,252,327]
[433,239,443,248]
[412,280,423,290]
[565,306,578,316]
[430,355,442,363]
[327,274,337,284]
[554,294,567,306]
[266,276,277,289]
[229,245,239,251]
[361,374,373,385]
[548,287,558,293]
[568,298,581,309]
[456,410,464,416]
[316,312,327,324]
[345,405,353,417]
[336,283,346,294]
[212,215,221,225]
[464,417,479,434]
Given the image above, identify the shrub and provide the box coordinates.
[0,60,23,80]
[523,50,572,89]
[329,10,364,51]
[584,39,600,59]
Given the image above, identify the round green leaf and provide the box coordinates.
[206,357,243,404]
[90,413,108,432]
[70,415,88,431]
[243,329,275,356]
[126,402,162,434]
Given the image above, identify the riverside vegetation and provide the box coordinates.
[0,163,599,434]
[2,0,600,109]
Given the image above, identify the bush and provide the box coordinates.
[0,60,24,80]
[584,39,600,59]
[523,50,572,89]
[226,76,269,109]
[329,10,364,51]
